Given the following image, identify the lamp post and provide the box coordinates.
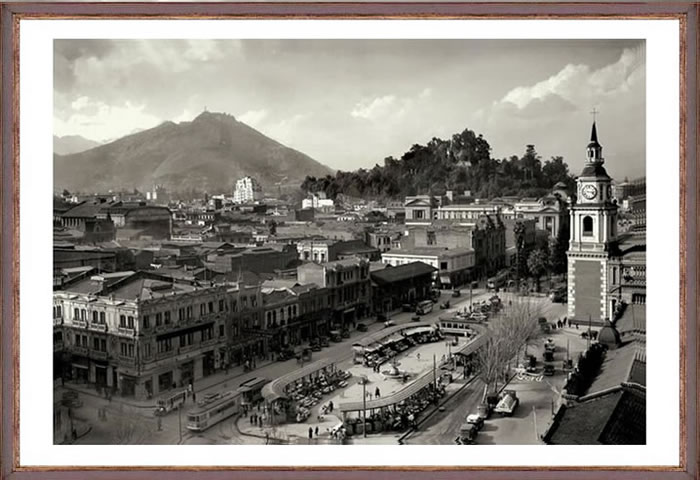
[362,376,367,438]
[178,404,183,444]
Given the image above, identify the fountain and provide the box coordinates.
[381,359,408,380]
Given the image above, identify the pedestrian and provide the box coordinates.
[315,426,319,437]
[375,387,380,398]
[329,401,334,412]
[259,416,263,428]
[417,353,421,361]
[192,392,196,403]
[308,427,313,439]
[265,431,270,445]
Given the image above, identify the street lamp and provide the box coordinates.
[361,375,368,438]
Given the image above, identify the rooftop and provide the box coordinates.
[544,386,645,445]
[371,262,436,285]
[382,247,474,258]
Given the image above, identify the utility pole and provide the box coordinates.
[433,354,437,388]
[178,404,183,444]
[587,315,592,350]
[362,378,367,438]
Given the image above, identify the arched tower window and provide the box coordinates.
[582,216,593,236]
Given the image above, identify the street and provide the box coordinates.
[60,288,571,445]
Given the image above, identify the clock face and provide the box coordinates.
[582,184,598,200]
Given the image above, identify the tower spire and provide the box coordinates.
[590,121,598,144]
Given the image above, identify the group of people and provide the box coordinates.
[365,387,381,400]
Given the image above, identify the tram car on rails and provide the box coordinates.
[186,391,241,432]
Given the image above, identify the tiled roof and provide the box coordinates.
[585,341,646,395]
[543,390,622,444]
[616,304,646,335]
[61,200,108,219]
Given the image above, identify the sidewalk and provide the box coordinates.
[59,358,275,409]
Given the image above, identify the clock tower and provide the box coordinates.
[567,122,619,325]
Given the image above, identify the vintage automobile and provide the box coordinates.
[439,301,451,310]
[543,350,555,362]
[494,390,520,416]
[457,423,479,444]
[401,304,415,313]
[356,323,368,332]
[466,413,485,430]
[543,364,555,376]
[452,290,462,298]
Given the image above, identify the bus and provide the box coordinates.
[186,391,241,432]
[438,317,477,337]
[416,300,434,315]
[487,271,509,290]
[154,389,187,416]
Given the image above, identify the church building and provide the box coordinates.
[567,122,621,326]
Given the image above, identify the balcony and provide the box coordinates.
[91,350,109,361]
[53,317,63,327]
[71,345,88,356]
[118,354,135,364]
[53,341,64,352]
[117,327,136,337]
[71,319,87,328]
[155,350,174,361]
[88,323,108,332]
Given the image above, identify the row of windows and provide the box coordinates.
[143,298,229,329]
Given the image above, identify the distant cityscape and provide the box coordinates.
[53,122,646,446]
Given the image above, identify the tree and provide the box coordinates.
[549,223,570,275]
[476,298,542,395]
[527,248,549,293]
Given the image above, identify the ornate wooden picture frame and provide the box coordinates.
[0,2,697,478]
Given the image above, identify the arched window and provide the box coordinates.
[582,216,594,236]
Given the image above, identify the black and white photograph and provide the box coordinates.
[50,37,649,447]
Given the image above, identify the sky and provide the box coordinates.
[54,39,646,180]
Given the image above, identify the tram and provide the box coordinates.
[185,391,241,432]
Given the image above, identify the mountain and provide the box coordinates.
[54,111,333,193]
[53,135,102,155]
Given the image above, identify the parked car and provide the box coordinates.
[411,315,421,322]
[341,330,350,338]
[452,290,462,298]
[384,320,396,328]
[466,413,485,430]
[543,364,555,376]
[376,313,388,323]
[402,304,414,313]
[356,323,368,332]
[319,336,330,347]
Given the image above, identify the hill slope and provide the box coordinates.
[54,111,332,193]
[53,135,102,155]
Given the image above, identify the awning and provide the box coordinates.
[343,308,355,314]
[440,275,452,284]
[262,357,336,402]
[403,326,434,336]
[71,363,88,370]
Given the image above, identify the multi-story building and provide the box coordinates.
[513,193,569,239]
[54,271,231,400]
[296,239,379,263]
[402,213,506,279]
[297,257,371,329]
[404,196,439,225]
[301,193,335,213]
[370,262,436,313]
[233,176,263,204]
[365,231,402,253]
[381,247,475,289]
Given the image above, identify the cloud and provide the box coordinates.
[350,88,433,121]
[351,95,398,120]
[496,46,645,113]
[238,109,269,127]
[54,96,162,143]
